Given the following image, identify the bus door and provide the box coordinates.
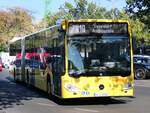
[52,36,65,96]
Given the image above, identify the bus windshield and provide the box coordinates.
[68,34,131,77]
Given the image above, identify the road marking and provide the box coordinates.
[74,108,99,113]
[36,102,56,107]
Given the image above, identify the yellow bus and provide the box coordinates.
[9,19,134,98]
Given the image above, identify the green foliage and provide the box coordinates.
[126,0,150,45]
[126,0,150,29]
[35,0,150,46]
[0,7,34,45]
[60,0,108,19]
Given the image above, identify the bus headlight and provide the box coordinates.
[64,83,80,93]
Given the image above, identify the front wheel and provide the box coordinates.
[135,68,146,80]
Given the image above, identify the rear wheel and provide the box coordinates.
[135,68,146,80]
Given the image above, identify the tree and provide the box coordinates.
[126,0,150,45]
[8,7,34,35]
[45,0,111,22]
[126,0,150,29]
[0,11,12,43]
[0,7,34,46]
[42,0,149,46]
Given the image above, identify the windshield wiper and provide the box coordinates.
[69,70,85,77]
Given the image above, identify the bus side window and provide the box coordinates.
[52,38,65,76]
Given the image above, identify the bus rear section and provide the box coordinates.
[8,38,22,81]
[60,20,134,98]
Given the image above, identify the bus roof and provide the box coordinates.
[9,37,22,44]
[22,25,59,40]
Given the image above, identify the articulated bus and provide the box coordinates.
[9,19,134,98]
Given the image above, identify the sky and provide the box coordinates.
[0,0,126,22]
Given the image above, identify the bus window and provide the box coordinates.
[68,43,84,73]
[49,33,65,76]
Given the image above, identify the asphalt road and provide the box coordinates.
[0,69,150,113]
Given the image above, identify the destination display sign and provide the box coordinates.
[68,22,128,36]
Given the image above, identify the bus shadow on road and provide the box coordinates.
[50,96,134,106]
[0,76,42,110]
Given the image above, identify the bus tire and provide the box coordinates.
[135,67,146,80]
[47,75,52,97]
